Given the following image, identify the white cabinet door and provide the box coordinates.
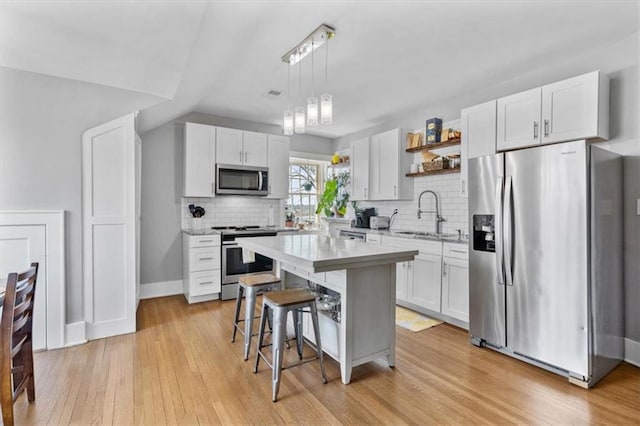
[351,137,370,201]
[376,130,400,200]
[461,100,497,197]
[216,127,243,165]
[267,135,290,199]
[396,261,409,302]
[541,70,601,144]
[496,87,542,151]
[243,130,268,167]
[441,257,469,323]
[409,253,442,312]
[184,122,215,197]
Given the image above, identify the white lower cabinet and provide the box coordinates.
[384,236,469,328]
[183,233,221,303]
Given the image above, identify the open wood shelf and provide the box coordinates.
[406,167,461,177]
[406,138,461,153]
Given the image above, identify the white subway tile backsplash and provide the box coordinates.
[182,197,284,230]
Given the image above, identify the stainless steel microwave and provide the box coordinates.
[216,164,269,196]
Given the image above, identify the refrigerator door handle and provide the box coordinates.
[504,176,514,286]
[495,177,505,285]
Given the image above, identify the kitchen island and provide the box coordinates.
[237,233,418,384]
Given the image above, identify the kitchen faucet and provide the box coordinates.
[417,190,446,234]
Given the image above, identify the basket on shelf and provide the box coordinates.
[423,158,450,172]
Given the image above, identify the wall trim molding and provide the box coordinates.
[65,321,87,347]
[0,210,66,349]
[625,338,640,367]
[140,280,183,299]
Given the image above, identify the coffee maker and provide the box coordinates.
[355,208,376,229]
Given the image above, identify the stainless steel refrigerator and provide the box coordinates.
[468,140,624,388]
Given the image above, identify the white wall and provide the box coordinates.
[0,67,163,322]
[139,112,333,285]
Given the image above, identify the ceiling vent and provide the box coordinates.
[264,89,284,98]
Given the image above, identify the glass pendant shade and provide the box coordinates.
[307,97,319,126]
[294,106,306,134]
[320,93,332,124]
[283,109,294,135]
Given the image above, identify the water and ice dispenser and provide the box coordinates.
[472,215,495,252]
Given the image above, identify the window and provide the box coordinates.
[287,159,326,225]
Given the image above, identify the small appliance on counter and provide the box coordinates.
[355,208,376,229]
[370,216,390,230]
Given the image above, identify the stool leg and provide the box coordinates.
[243,286,258,360]
[293,309,303,360]
[271,306,287,402]
[231,285,244,343]
[254,302,269,374]
[310,303,328,384]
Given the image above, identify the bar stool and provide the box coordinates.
[231,273,281,360]
[254,289,327,402]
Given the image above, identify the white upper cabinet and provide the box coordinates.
[184,122,216,197]
[541,70,608,143]
[497,70,609,152]
[215,128,267,167]
[497,87,542,151]
[350,137,370,201]
[369,128,412,200]
[461,100,497,197]
[266,135,290,199]
[215,127,243,165]
[242,131,268,167]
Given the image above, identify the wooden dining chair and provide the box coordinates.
[1,262,39,426]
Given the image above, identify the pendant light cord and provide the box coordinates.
[287,60,291,108]
[298,58,302,105]
[311,40,315,96]
[324,33,329,93]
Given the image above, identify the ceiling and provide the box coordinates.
[2,1,638,138]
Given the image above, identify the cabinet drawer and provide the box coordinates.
[383,236,442,255]
[366,233,382,244]
[443,243,469,260]
[282,263,325,283]
[189,270,221,296]
[189,247,221,272]
[325,270,346,287]
[189,234,220,248]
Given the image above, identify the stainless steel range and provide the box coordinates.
[215,226,277,300]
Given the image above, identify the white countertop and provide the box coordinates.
[237,234,418,273]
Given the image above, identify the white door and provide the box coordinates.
[409,254,442,312]
[216,127,243,165]
[0,225,47,350]
[441,257,469,322]
[542,71,599,144]
[243,131,268,167]
[377,130,400,200]
[184,123,215,197]
[83,113,137,340]
[496,87,542,151]
[463,100,497,160]
[351,137,370,201]
[266,135,290,199]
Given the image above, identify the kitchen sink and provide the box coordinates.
[392,230,464,241]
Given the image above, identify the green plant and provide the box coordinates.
[316,171,350,217]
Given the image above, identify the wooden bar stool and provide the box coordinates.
[254,289,327,402]
[231,273,281,360]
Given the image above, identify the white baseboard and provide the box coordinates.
[65,321,87,347]
[140,280,183,299]
[625,338,640,367]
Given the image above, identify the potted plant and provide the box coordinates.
[284,207,296,227]
[316,171,350,217]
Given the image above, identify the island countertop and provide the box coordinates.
[236,233,418,273]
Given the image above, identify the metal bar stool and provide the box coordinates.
[254,288,327,402]
[231,273,281,360]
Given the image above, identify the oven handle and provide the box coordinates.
[222,241,238,246]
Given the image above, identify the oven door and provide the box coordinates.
[222,243,274,284]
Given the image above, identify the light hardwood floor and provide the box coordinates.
[9,295,640,425]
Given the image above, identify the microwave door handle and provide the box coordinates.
[495,177,504,285]
[503,176,514,286]
[258,171,263,191]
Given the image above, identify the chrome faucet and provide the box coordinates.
[417,190,446,234]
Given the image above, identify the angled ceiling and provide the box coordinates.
[1,1,639,138]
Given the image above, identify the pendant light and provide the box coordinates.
[283,60,294,136]
[320,32,333,124]
[294,59,305,134]
[307,40,319,126]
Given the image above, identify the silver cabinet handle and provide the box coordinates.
[533,122,539,139]
[544,119,549,137]
[402,262,406,269]
[364,187,368,198]
[211,182,215,195]
[443,262,447,277]
[461,179,466,195]
[394,184,397,197]
[495,177,505,286]
[239,151,243,163]
[200,281,213,285]
[450,249,467,254]
[199,239,213,243]
[199,257,214,261]
[244,151,248,162]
